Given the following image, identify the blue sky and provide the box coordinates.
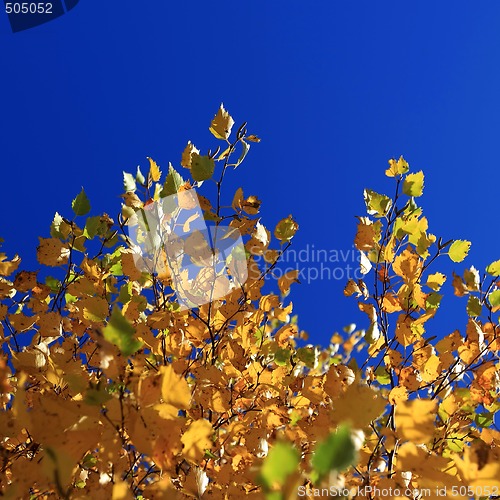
[1,1,499,347]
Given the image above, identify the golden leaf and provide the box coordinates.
[278,270,300,295]
[160,365,191,409]
[37,237,70,267]
[148,156,162,182]
[0,254,21,277]
[209,103,235,140]
[331,383,387,428]
[395,399,437,443]
[181,419,213,462]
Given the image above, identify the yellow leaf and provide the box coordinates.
[395,399,437,443]
[382,294,402,313]
[385,156,409,177]
[0,254,21,277]
[388,386,408,405]
[420,355,442,383]
[112,480,134,500]
[403,170,424,197]
[147,157,161,182]
[393,247,421,283]
[278,270,300,295]
[181,419,213,462]
[160,365,191,409]
[427,272,446,291]
[354,217,382,251]
[209,103,235,140]
[453,443,500,488]
[181,141,200,169]
[331,383,387,428]
[397,442,460,492]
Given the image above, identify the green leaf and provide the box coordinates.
[489,289,500,309]
[82,454,97,469]
[83,216,101,239]
[123,171,136,192]
[311,424,357,483]
[234,140,250,168]
[403,171,425,197]
[103,307,143,356]
[274,348,291,366]
[259,442,299,490]
[363,189,392,217]
[296,347,315,368]
[475,412,494,428]
[45,276,61,293]
[375,367,391,385]
[72,188,91,216]
[466,296,482,317]
[274,216,298,242]
[448,240,471,263]
[486,259,500,277]
[160,164,185,197]
[84,383,112,406]
[425,292,443,310]
[118,282,133,305]
[135,165,146,186]
[191,154,215,181]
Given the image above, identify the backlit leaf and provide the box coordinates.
[274,216,298,242]
[486,259,500,276]
[448,240,471,263]
[385,156,409,177]
[259,442,299,490]
[311,424,357,482]
[103,307,143,356]
[466,295,482,317]
[363,189,392,217]
[160,163,184,197]
[123,171,136,192]
[191,154,215,181]
[403,171,424,197]
[148,157,162,182]
[72,188,91,216]
[209,103,234,140]
[489,289,500,311]
[181,419,213,462]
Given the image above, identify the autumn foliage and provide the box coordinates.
[1,107,500,499]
